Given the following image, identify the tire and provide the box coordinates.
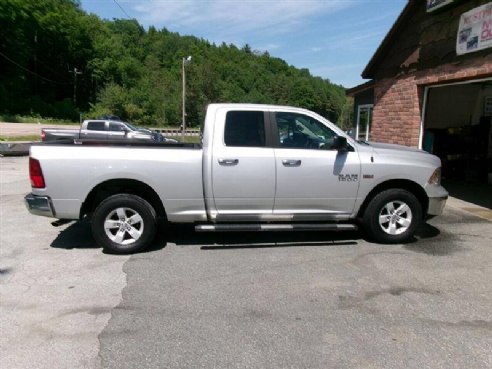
[362,189,422,244]
[91,194,156,254]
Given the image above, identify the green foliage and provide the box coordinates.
[0,134,41,142]
[337,96,354,131]
[0,0,350,128]
[0,114,77,124]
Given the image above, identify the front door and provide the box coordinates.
[273,111,360,219]
[211,110,276,220]
[107,121,127,140]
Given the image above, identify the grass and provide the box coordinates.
[0,135,41,142]
[0,113,203,129]
[0,112,201,143]
[0,114,78,125]
[179,135,201,144]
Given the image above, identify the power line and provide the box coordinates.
[36,56,70,80]
[0,51,71,85]
[112,0,132,19]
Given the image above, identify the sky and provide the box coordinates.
[80,0,408,88]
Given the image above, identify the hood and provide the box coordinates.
[358,141,441,167]
[137,128,153,134]
[130,132,153,139]
[365,141,425,154]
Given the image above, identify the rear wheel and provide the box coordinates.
[92,194,156,254]
[363,189,422,243]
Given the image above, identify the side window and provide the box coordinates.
[109,122,125,131]
[276,112,337,150]
[86,121,106,131]
[224,111,266,147]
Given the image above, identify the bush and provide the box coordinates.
[53,99,79,121]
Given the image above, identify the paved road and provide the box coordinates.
[0,157,129,369]
[1,156,491,369]
[0,122,77,137]
[99,214,492,369]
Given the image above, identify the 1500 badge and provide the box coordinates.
[338,174,359,182]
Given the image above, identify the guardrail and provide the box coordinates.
[0,142,31,156]
[155,129,200,136]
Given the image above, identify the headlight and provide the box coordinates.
[428,167,441,185]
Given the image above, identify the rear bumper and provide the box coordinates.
[24,194,55,218]
[428,196,448,216]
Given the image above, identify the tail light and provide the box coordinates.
[41,130,46,141]
[29,158,45,188]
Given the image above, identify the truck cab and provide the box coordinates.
[203,106,361,221]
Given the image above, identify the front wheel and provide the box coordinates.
[91,194,156,254]
[362,189,422,244]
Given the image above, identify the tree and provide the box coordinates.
[0,0,348,126]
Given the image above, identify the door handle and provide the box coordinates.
[218,158,239,166]
[282,159,301,167]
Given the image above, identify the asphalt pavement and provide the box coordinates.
[0,157,130,369]
[0,122,76,137]
[0,123,77,156]
[1,156,491,369]
[99,214,492,369]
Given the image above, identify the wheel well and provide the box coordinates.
[357,179,428,219]
[80,179,166,219]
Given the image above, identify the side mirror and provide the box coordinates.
[332,135,349,152]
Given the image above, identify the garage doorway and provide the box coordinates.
[422,79,492,209]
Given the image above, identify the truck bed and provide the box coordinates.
[29,140,205,221]
[41,128,80,141]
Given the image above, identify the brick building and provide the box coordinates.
[348,0,492,184]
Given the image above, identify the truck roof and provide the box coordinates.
[207,103,314,113]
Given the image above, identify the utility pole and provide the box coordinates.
[69,67,83,104]
[34,31,38,96]
[182,56,191,141]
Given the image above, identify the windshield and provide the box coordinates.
[123,122,139,131]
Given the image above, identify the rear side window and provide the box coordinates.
[224,111,265,147]
[86,121,105,131]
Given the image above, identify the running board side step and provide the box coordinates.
[195,224,358,232]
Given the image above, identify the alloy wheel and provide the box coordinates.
[104,207,144,245]
[378,200,413,235]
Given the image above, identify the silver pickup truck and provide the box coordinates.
[41,119,170,142]
[25,103,448,254]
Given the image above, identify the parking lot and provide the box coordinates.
[1,156,491,369]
